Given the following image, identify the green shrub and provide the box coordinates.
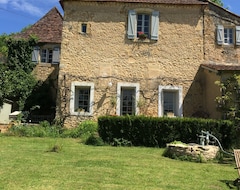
[6,121,62,138]
[98,116,235,148]
[112,138,132,147]
[61,120,98,140]
[85,133,104,146]
[48,144,63,153]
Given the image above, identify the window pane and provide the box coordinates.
[121,88,135,115]
[137,13,150,37]
[224,28,233,44]
[41,49,47,62]
[48,49,53,63]
[163,91,176,115]
[82,24,87,33]
[77,87,90,112]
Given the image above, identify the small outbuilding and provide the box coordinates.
[0,99,13,124]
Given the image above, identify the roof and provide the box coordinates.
[15,7,63,43]
[60,0,208,8]
[201,63,240,72]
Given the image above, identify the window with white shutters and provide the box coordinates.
[217,25,240,45]
[128,10,159,41]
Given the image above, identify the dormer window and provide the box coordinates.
[127,10,159,41]
[32,46,60,64]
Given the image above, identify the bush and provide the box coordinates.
[85,133,104,146]
[61,120,98,140]
[98,116,235,148]
[6,121,62,137]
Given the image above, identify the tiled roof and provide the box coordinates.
[15,7,63,43]
[60,0,208,6]
[201,63,240,71]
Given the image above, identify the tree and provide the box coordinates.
[210,0,223,7]
[0,36,37,110]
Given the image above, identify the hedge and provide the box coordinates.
[98,115,235,148]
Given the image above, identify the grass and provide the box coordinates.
[0,136,238,190]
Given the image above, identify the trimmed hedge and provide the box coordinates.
[98,116,235,148]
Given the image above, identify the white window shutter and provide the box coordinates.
[151,11,159,40]
[127,10,136,39]
[236,26,240,45]
[32,46,39,63]
[52,47,60,64]
[217,25,224,45]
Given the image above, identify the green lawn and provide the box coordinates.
[0,136,238,189]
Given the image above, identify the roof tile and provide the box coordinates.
[201,63,240,71]
[15,7,63,43]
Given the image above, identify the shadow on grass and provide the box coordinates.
[220,179,239,189]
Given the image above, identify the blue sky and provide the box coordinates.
[0,0,239,35]
[0,0,63,34]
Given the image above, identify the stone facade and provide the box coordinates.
[57,0,240,127]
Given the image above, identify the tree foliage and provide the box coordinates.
[0,36,37,110]
[215,74,240,121]
[210,0,223,7]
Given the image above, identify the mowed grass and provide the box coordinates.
[0,136,238,190]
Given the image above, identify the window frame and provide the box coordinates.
[116,82,140,116]
[158,85,183,117]
[41,48,53,63]
[137,13,150,38]
[224,28,233,45]
[70,81,94,116]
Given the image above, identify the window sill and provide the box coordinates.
[134,38,151,43]
[71,111,93,117]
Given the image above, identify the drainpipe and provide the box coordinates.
[201,5,207,61]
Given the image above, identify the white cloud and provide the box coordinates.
[10,0,43,17]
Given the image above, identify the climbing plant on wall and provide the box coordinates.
[0,36,37,110]
[215,74,240,121]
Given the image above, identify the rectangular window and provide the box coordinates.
[137,14,150,37]
[120,88,135,115]
[70,82,94,116]
[117,82,139,116]
[77,87,90,112]
[163,91,177,115]
[41,49,47,62]
[127,10,159,40]
[82,23,87,33]
[48,49,53,63]
[217,25,238,45]
[224,28,233,44]
[41,49,53,63]
[159,86,183,117]
[32,46,60,64]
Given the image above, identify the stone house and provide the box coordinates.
[56,0,240,127]
[15,7,63,122]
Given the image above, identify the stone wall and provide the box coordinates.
[204,5,240,63]
[166,143,220,161]
[57,1,240,127]
[57,2,205,127]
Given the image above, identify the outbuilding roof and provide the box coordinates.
[201,63,240,72]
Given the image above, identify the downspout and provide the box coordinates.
[201,5,207,61]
